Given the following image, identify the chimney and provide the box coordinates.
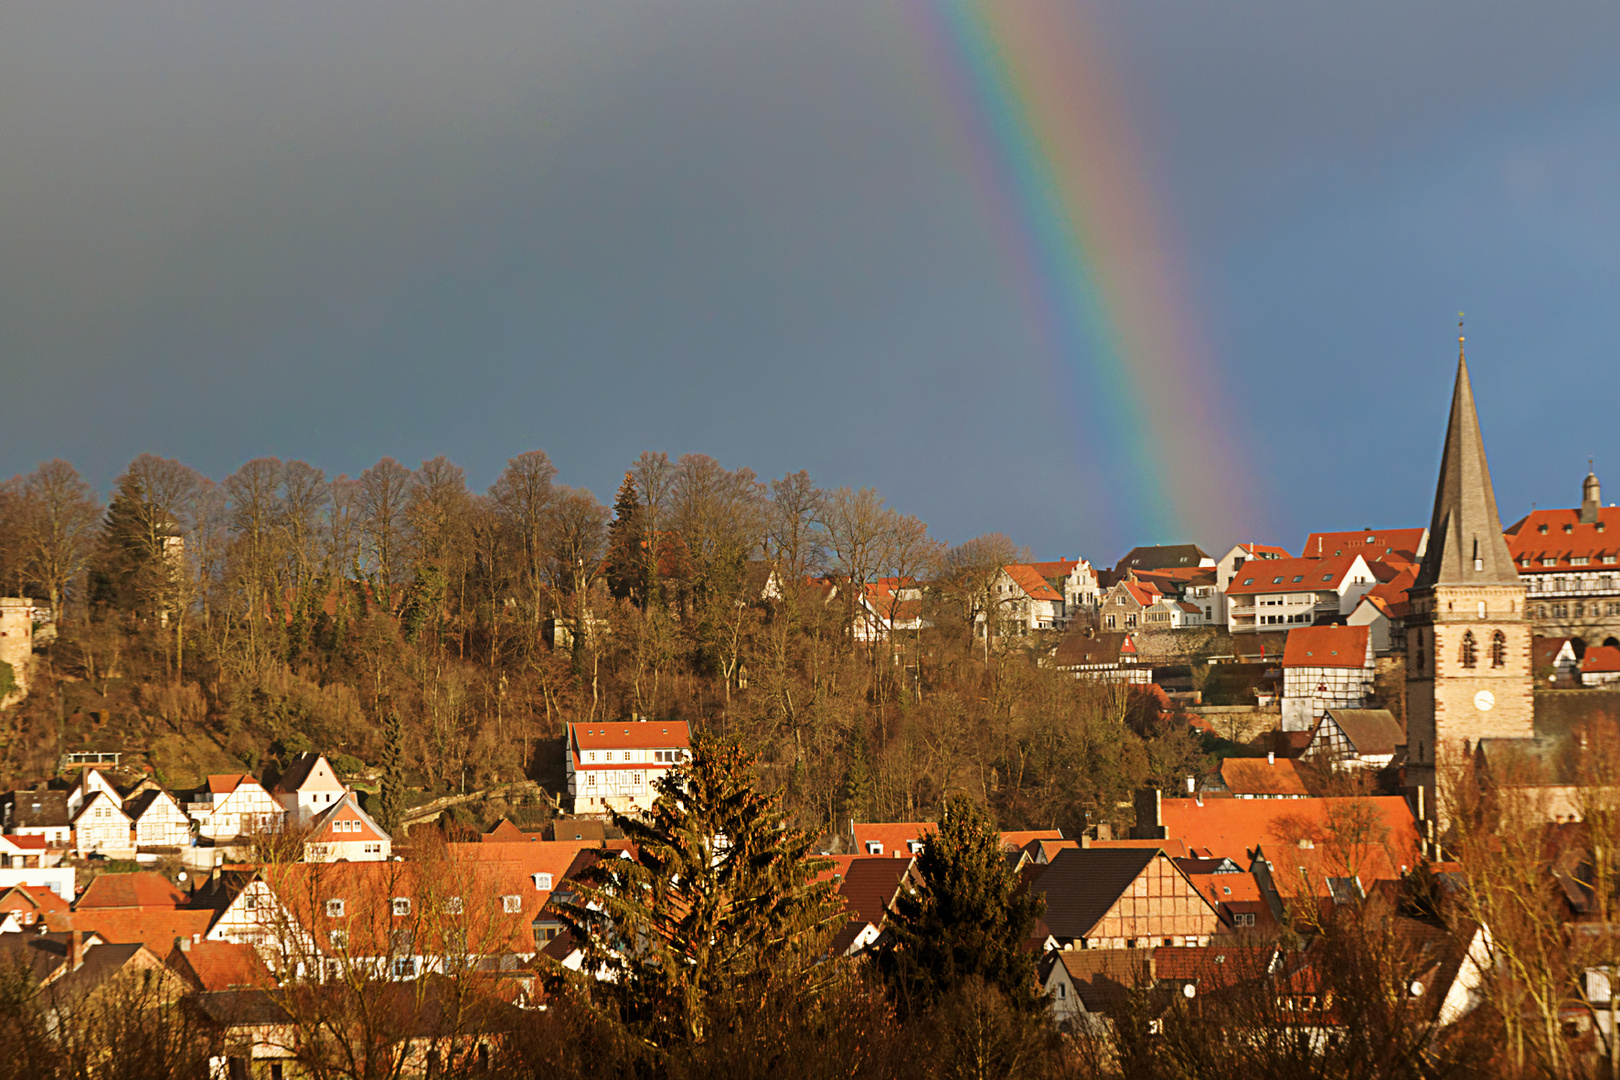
[1129,788,1168,841]
[69,930,85,969]
[178,935,190,953]
[1186,776,1196,794]
[1268,752,1276,766]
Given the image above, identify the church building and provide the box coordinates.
[1405,338,1535,819]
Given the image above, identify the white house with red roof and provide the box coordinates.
[993,564,1067,633]
[66,768,122,819]
[1280,625,1375,732]
[72,790,134,859]
[1225,554,1376,634]
[1581,644,1620,688]
[1213,543,1292,627]
[1505,470,1620,646]
[567,720,692,814]
[302,793,391,862]
[272,753,349,827]
[187,775,284,841]
[854,577,929,643]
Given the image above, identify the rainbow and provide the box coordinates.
[903,0,1255,548]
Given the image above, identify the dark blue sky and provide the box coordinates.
[2,2,1616,564]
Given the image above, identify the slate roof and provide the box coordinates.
[1415,353,1520,588]
[1115,545,1210,572]
[1030,847,1159,941]
[193,989,294,1028]
[4,790,71,828]
[1321,708,1404,756]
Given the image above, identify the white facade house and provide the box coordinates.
[1142,598,1205,630]
[302,794,391,863]
[567,720,692,814]
[126,789,193,848]
[993,565,1067,633]
[1225,555,1376,634]
[1212,544,1291,627]
[272,753,348,827]
[73,791,135,859]
[1,791,73,846]
[67,769,122,819]
[854,577,930,643]
[188,775,284,841]
[1280,625,1375,733]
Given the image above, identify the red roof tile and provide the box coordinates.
[169,941,274,991]
[1506,507,1620,569]
[1301,529,1426,560]
[1583,645,1620,674]
[1227,554,1366,596]
[1003,564,1063,602]
[570,721,691,752]
[1281,625,1370,669]
[207,775,250,795]
[850,822,934,858]
[76,872,190,910]
[1218,757,1309,797]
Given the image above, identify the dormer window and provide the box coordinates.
[533,873,553,891]
[392,897,411,917]
[1565,524,1575,533]
[1539,524,1549,534]
[866,841,883,855]
[326,899,345,918]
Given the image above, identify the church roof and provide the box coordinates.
[1415,352,1520,589]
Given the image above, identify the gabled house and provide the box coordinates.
[1503,470,1620,640]
[1043,947,1150,1030]
[1307,708,1404,769]
[187,775,283,842]
[0,883,70,927]
[0,832,58,868]
[1347,569,1415,656]
[303,793,391,862]
[1212,544,1292,627]
[1225,554,1377,635]
[67,768,122,818]
[1100,579,1161,632]
[1028,847,1221,949]
[165,939,275,992]
[1143,597,1205,630]
[1535,636,1581,686]
[53,872,216,957]
[1301,527,1428,563]
[72,790,134,859]
[855,577,930,643]
[828,855,916,957]
[566,720,692,815]
[1280,625,1374,733]
[1032,558,1102,624]
[272,753,348,827]
[992,564,1067,633]
[125,788,192,848]
[1208,755,1309,800]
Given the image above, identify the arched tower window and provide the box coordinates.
[1491,630,1507,668]
[1461,631,1478,669]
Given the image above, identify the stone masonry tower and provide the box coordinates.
[1406,337,1533,814]
[0,598,32,705]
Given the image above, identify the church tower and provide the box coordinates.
[1406,335,1533,810]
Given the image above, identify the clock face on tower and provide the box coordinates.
[1474,690,1496,712]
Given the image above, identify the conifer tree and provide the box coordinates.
[373,709,408,833]
[554,734,841,1047]
[604,471,646,605]
[878,794,1045,1015]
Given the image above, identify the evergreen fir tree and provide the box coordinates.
[373,709,408,833]
[878,794,1045,1015]
[603,471,646,605]
[838,725,874,824]
[554,734,841,1047]
[88,472,172,616]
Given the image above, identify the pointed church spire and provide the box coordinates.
[1415,323,1519,588]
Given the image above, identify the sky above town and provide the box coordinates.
[2,2,1617,563]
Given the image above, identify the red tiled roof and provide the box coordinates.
[1000,830,1063,850]
[1,834,47,851]
[169,941,274,991]
[207,775,252,795]
[850,822,934,858]
[571,721,691,752]
[0,883,70,914]
[1003,564,1063,603]
[76,872,190,910]
[1582,645,1620,674]
[1506,507,1620,570]
[1156,797,1421,897]
[1219,757,1309,797]
[1227,554,1366,597]
[53,908,216,955]
[1281,625,1370,670]
[1236,543,1293,560]
[1029,559,1081,581]
[1301,529,1426,560]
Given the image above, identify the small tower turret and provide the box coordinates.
[1582,465,1601,525]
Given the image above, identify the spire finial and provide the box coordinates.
[1458,312,1465,359]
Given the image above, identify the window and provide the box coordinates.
[1272,576,1283,584]
[866,841,884,855]
[1235,913,1256,927]
[588,752,596,762]
[908,840,925,854]
[632,773,643,787]
[392,897,411,917]
[502,895,522,913]
[326,899,345,918]
[1492,631,1507,669]
[533,873,553,891]
[365,843,381,854]
[1461,631,1477,669]
[1292,575,1303,583]
[329,929,348,948]
[245,896,258,911]
[1539,523,1549,534]
[587,774,596,787]
[393,957,417,980]
[605,752,613,762]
